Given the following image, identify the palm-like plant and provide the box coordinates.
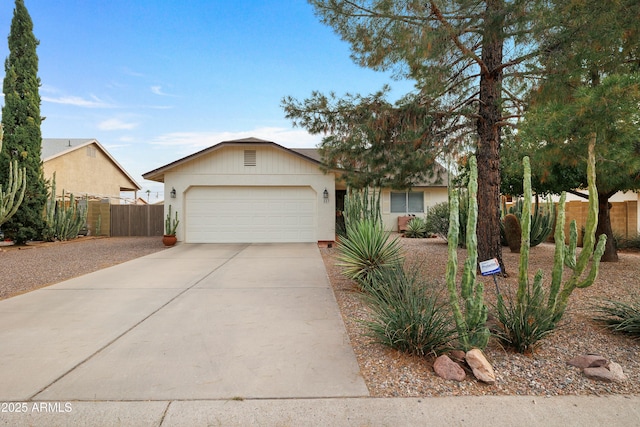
[337,219,403,288]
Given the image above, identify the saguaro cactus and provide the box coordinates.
[446,156,489,351]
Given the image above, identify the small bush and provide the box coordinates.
[493,271,557,354]
[404,216,427,238]
[337,219,403,287]
[361,266,455,356]
[425,202,449,240]
[592,298,640,338]
[614,232,640,250]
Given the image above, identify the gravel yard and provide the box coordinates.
[0,236,168,300]
[2,236,638,397]
[321,237,640,397]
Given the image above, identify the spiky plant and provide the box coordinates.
[337,218,403,289]
[446,156,489,351]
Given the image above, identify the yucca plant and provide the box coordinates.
[592,298,640,338]
[361,265,455,356]
[337,218,403,289]
[404,216,427,238]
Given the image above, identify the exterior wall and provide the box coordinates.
[163,145,336,242]
[43,144,135,203]
[380,187,449,232]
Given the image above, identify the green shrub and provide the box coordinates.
[337,219,403,288]
[404,216,427,238]
[425,202,449,239]
[614,232,640,250]
[361,266,455,356]
[493,272,557,353]
[503,196,554,247]
[592,298,640,337]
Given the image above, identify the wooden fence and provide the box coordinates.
[108,204,164,237]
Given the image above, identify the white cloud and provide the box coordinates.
[98,118,139,131]
[150,127,322,151]
[42,94,114,108]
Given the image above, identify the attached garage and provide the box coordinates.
[142,137,336,244]
[185,186,317,243]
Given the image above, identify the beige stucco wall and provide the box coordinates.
[381,187,449,232]
[43,144,136,202]
[163,145,336,242]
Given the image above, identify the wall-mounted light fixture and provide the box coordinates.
[170,187,176,198]
[323,188,329,203]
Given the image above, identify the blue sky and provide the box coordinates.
[0,0,415,202]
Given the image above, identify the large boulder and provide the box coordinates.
[466,349,496,384]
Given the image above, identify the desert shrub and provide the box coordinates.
[614,232,640,250]
[404,216,427,238]
[336,219,403,288]
[425,202,449,239]
[424,194,467,246]
[362,266,455,356]
[493,272,557,353]
[592,298,640,338]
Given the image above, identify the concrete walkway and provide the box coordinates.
[1,243,639,426]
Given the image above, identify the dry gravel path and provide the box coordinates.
[2,236,638,397]
[0,236,168,300]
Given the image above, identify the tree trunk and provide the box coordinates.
[476,0,505,271]
[597,192,618,262]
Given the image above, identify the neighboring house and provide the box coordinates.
[142,137,448,244]
[42,138,141,203]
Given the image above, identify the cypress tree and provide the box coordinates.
[0,0,47,243]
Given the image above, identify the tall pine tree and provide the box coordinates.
[0,0,46,243]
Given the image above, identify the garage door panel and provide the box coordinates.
[186,186,317,243]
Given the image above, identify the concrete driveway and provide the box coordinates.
[0,243,368,402]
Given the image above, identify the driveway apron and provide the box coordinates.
[0,243,368,401]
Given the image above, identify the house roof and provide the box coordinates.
[142,136,447,187]
[142,137,325,183]
[42,138,142,191]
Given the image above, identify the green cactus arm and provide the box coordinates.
[517,157,533,305]
[547,192,566,312]
[446,188,469,349]
[565,221,577,269]
[461,156,478,300]
[0,160,27,226]
[574,138,599,273]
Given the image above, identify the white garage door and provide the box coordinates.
[185,186,317,243]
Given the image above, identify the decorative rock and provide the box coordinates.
[465,349,496,384]
[567,354,608,369]
[433,355,466,382]
[584,362,627,383]
[448,350,466,364]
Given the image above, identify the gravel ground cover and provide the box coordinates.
[321,237,640,397]
[0,236,168,300]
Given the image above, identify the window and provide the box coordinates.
[244,150,256,166]
[390,191,424,213]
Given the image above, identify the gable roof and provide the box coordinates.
[42,138,141,191]
[142,137,325,183]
